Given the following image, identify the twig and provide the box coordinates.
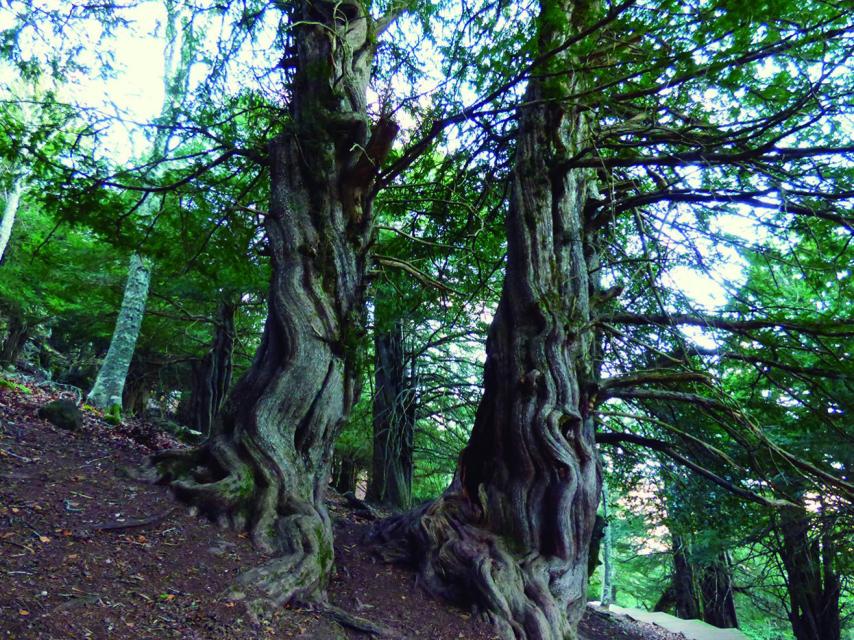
[93,507,175,532]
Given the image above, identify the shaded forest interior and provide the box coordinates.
[0,0,851,639]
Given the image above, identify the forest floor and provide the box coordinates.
[0,381,689,640]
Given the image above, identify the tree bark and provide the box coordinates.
[1,312,29,365]
[371,2,602,638]
[366,320,415,509]
[600,479,615,607]
[182,300,235,435]
[333,456,358,494]
[672,535,702,620]
[88,253,151,410]
[0,174,25,263]
[778,505,841,640]
[141,0,394,607]
[699,553,738,628]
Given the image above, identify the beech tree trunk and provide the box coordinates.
[183,300,235,435]
[142,0,396,606]
[0,175,25,263]
[371,2,602,638]
[366,320,415,509]
[600,480,615,607]
[779,505,841,640]
[88,253,151,410]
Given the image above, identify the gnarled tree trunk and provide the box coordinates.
[366,320,415,509]
[88,253,151,410]
[142,0,396,607]
[371,2,602,638]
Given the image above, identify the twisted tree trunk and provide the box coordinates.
[371,2,602,638]
[367,320,415,509]
[87,253,151,410]
[142,0,396,606]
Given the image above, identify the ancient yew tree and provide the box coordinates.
[373,1,605,637]
[146,0,399,604]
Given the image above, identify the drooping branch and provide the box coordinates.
[595,430,793,508]
[600,313,854,337]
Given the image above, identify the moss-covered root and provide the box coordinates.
[132,439,336,608]
[232,512,334,607]
[371,494,585,640]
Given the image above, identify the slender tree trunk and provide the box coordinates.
[1,312,29,365]
[87,253,151,410]
[88,1,190,413]
[183,300,235,435]
[366,320,415,509]
[0,175,25,263]
[141,1,397,606]
[699,553,738,628]
[600,480,615,608]
[333,456,358,494]
[371,3,602,638]
[778,506,841,640]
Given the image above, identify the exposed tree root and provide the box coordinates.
[312,603,401,637]
[371,490,586,640]
[134,437,334,606]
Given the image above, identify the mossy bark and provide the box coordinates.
[371,2,601,638]
[88,253,151,411]
[140,0,394,607]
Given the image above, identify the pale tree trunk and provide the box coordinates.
[371,1,602,638]
[600,479,615,607]
[88,253,151,409]
[366,320,415,509]
[88,0,190,412]
[142,0,398,606]
[0,175,25,263]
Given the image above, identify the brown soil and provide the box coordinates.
[1,382,685,640]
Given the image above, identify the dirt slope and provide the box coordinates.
[1,383,686,640]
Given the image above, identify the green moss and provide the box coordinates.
[316,524,334,573]
[237,469,255,497]
[0,377,31,394]
[103,404,122,425]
